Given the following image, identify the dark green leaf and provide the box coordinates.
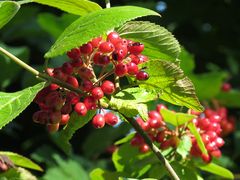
[171,161,199,180]
[160,108,196,126]
[0,82,45,129]
[196,162,234,179]
[0,1,20,29]
[176,135,192,159]
[0,151,43,171]
[37,13,78,39]
[42,154,88,180]
[112,143,156,178]
[82,123,131,158]
[109,87,157,120]
[188,122,208,155]
[114,133,135,145]
[52,110,96,154]
[33,0,102,16]
[148,163,167,179]
[0,43,29,89]
[0,168,37,180]
[179,47,195,74]
[90,168,123,180]
[45,6,160,58]
[139,60,204,111]
[117,21,180,61]
[216,90,240,108]
[189,72,227,100]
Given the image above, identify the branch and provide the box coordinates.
[125,116,180,180]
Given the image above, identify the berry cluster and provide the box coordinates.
[131,104,180,153]
[33,32,149,132]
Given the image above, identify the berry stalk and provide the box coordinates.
[124,115,180,180]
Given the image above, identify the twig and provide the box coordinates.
[125,116,180,180]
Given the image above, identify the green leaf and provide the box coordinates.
[52,110,96,154]
[171,161,199,180]
[90,168,123,180]
[176,135,192,159]
[45,6,160,58]
[114,133,135,145]
[0,82,45,129]
[189,71,227,100]
[139,60,204,112]
[109,87,157,120]
[0,1,20,29]
[33,0,102,16]
[160,108,196,126]
[0,167,37,180]
[196,162,234,179]
[0,43,30,89]
[112,143,155,178]
[37,13,78,39]
[82,123,131,158]
[42,154,88,180]
[179,47,195,74]
[187,122,207,155]
[117,21,180,61]
[216,90,240,108]
[0,151,43,171]
[148,163,167,179]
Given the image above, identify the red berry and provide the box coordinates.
[92,114,105,128]
[104,112,118,126]
[131,134,144,146]
[46,68,54,76]
[107,32,120,44]
[211,149,222,158]
[98,55,110,65]
[67,48,81,60]
[139,144,150,153]
[156,104,167,112]
[138,54,148,63]
[66,76,79,88]
[127,62,139,75]
[74,102,87,116]
[156,131,166,143]
[136,71,149,80]
[90,37,102,48]
[160,139,172,150]
[112,49,127,61]
[80,43,93,54]
[71,58,83,67]
[93,52,102,65]
[148,110,162,121]
[62,62,73,75]
[221,82,232,92]
[149,118,163,129]
[201,153,211,163]
[81,80,93,92]
[101,80,115,94]
[45,91,63,109]
[32,110,49,124]
[215,137,224,147]
[60,114,70,125]
[53,68,68,81]
[61,102,72,114]
[83,96,97,110]
[115,63,128,77]
[66,92,80,105]
[99,41,115,53]
[128,42,144,55]
[91,87,104,100]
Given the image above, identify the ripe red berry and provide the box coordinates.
[127,62,139,75]
[53,68,68,81]
[128,42,144,55]
[136,71,149,80]
[45,91,63,109]
[104,112,118,126]
[67,48,81,60]
[98,55,110,65]
[201,153,211,163]
[62,62,73,75]
[139,144,150,153]
[107,32,120,44]
[101,80,115,95]
[156,104,167,112]
[92,114,105,128]
[90,36,102,48]
[131,134,144,146]
[93,52,102,65]
[66,92,80,105]
[60,114,70,125]
[71,58,83,67]
[115,63,128,77]
[148,110,162,121]
[91,87,104,100]
[112,49,127,61]
[221,82,232,92]
[66,76,79,88]
[83,96,97,110]
[80,43,93,54]
[210,149,222,158]
[149,118,162,129]
[99,41,115,53]
[138,54,148,63]
[74,102,87,116]
[81,80,93,92]
[156,131,166,143]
